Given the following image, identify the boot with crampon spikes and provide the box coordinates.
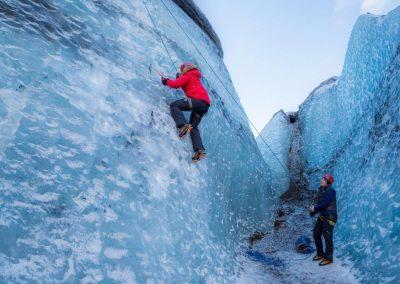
[179,124,192,139]
[319,259,333,266]
[192,149,206,163]
[312,255,324,261]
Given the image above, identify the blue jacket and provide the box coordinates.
[315,186,338,221]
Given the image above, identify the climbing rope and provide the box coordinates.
[143,0,184,102]
[143,0,290,176]
[142,0,177,72]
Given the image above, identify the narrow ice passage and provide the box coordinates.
[0,0,399,283]
[254,6,400,283]
[236,190,359,283]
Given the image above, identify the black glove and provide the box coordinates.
[176,72,180,79]
[161,77,168,85]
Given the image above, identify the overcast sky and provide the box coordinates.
[195,0,400,131]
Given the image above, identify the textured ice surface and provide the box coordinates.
[0,0,276,282]
[257,111,291,196]
[296,7,400,282]
[299,8,400,174]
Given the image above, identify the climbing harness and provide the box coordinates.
[319,216,336,227]
[187,98,193,109]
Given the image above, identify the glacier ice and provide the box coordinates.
[256,110,292,196]
[3,0,398,282]
[171,0,223,57]
[261,6,400,283]
[0,0,279,282]
[299,8,400,176]
[330,42,400,283]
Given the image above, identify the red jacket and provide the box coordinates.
[166,69,211,105]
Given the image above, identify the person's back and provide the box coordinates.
[165,64,211,106]
[161,63,211,162]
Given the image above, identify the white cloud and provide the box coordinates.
[360,0,400,14]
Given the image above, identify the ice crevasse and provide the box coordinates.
[258,6,400,283]
[0,0,284,282]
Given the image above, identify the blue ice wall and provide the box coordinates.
[297,7,400,282]
[0,0,275,282]
[257,111,291,196]
[299,8,400,177]
[333,52,400,282]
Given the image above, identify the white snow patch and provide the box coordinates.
[66,160,85,169]
[84,212,99,223]
[236,250,360,284]
[104,248,128,259]
[109,190,122,201]
[107,265,136,283]
[32,192,59,202]
[105,207,118,222]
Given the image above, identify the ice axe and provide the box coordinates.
[149,64,166,77]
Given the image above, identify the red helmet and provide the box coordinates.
[180,62,198,73]
[323,174,334,185]
[180,62,191,72]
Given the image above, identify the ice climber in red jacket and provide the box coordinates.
[161,63,211,162]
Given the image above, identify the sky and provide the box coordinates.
[195,0,400,131]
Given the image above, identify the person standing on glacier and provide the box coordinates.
[161,63,211,162]
[309,174,337,266]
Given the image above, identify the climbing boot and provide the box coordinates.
[178,124,192,139]
[319,259,333,266]
[312,255,324,261]
[192,149,206,163]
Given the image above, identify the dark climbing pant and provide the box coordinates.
[170,98,209,151]
[313,217,334,261]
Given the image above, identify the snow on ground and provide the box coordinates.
[235,190,360,284]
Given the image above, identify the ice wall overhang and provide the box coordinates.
[171,0,224,57]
